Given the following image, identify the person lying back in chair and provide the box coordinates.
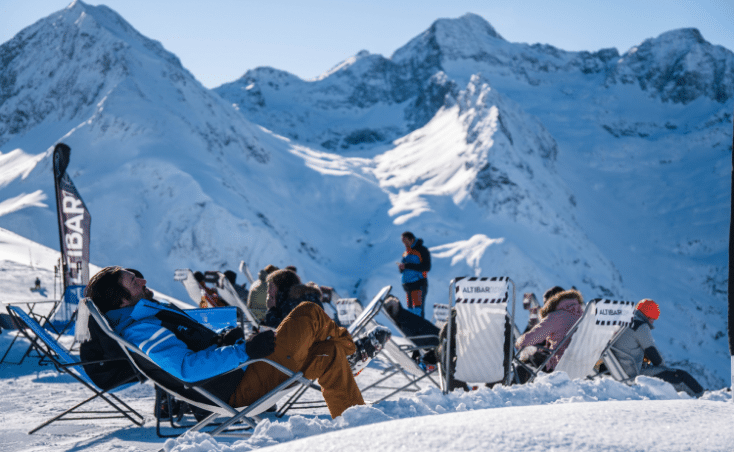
[79,268,151,390]
[609,299,704,397]
[383,295,439,366]
[515,289,584,383]
[85,266,388,419]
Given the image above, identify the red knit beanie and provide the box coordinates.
[637,299,660,320]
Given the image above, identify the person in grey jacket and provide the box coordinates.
[609,299,704,397]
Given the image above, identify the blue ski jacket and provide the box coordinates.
[106,299,250,383]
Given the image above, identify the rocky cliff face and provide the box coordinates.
[608,28,734,103]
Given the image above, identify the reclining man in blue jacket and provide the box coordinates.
[85,266,385,419]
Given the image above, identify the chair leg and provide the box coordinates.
[29,386,145,434]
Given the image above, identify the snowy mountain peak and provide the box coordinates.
[611,27,734,103]
[434,13,505,41]
[0,0,191,145]
[655,27,707,46]
[392,13,505,68]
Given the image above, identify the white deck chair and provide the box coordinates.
[443,276,517,392]
[86,300,314,438]
[358,298,441,403]
[238,260,256,285]
[173,269,205,307]
[432,303,449,329]
[523,298,636,383]
[334,297,362,328]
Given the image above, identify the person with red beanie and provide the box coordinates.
[609,299,704,397]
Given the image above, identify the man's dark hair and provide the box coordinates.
[224,270,237,285]
[126,268,144,279]
[543,285,565,303]
[85,266,130,314]
[267,269,301,293]
[194,271,205,283]
[401,231,415,241]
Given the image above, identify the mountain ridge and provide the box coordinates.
[0,4,730,386]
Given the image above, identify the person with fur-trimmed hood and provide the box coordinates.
[516,289,585,372]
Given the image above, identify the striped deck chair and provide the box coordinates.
[6,305,145,434]
[432,303,449,329]
[443,276,517,392]
[521,298,636,383]
[334,297,362,328]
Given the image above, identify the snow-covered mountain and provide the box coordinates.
[0,3,731,387]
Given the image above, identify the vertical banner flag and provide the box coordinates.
[53,143,91,288]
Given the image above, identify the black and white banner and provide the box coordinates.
[53,143,91,288]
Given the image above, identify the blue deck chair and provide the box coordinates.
[46,285,86,335]
[1,285,85,365]
[6,305,145,434]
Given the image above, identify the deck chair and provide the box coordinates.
[335,297,362,327]
[1,299,58,365]
[46,285,86,335]
[358,296,441,403]
[275,286,392,416]
[6,305,145,434]
[432,303,449,329]
[207,270,260,334]
[86,300,314,438]
[442,276,517,393]
[519,298,636,383]
[173,268,206,307]
[597,327,635,383]
[319,289,345,324]
[1,286,85,365]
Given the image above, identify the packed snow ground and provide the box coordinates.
[1,227,733,451]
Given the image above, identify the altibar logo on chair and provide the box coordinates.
[454,276,509,304]
[594,299,635,326]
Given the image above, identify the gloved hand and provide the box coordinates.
[245,329,276,359]
[217,327,245,346]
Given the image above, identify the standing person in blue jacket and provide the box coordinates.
[84,266,378,419]
[397,231,431,318]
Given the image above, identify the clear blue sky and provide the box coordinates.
[2,0,733,88]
